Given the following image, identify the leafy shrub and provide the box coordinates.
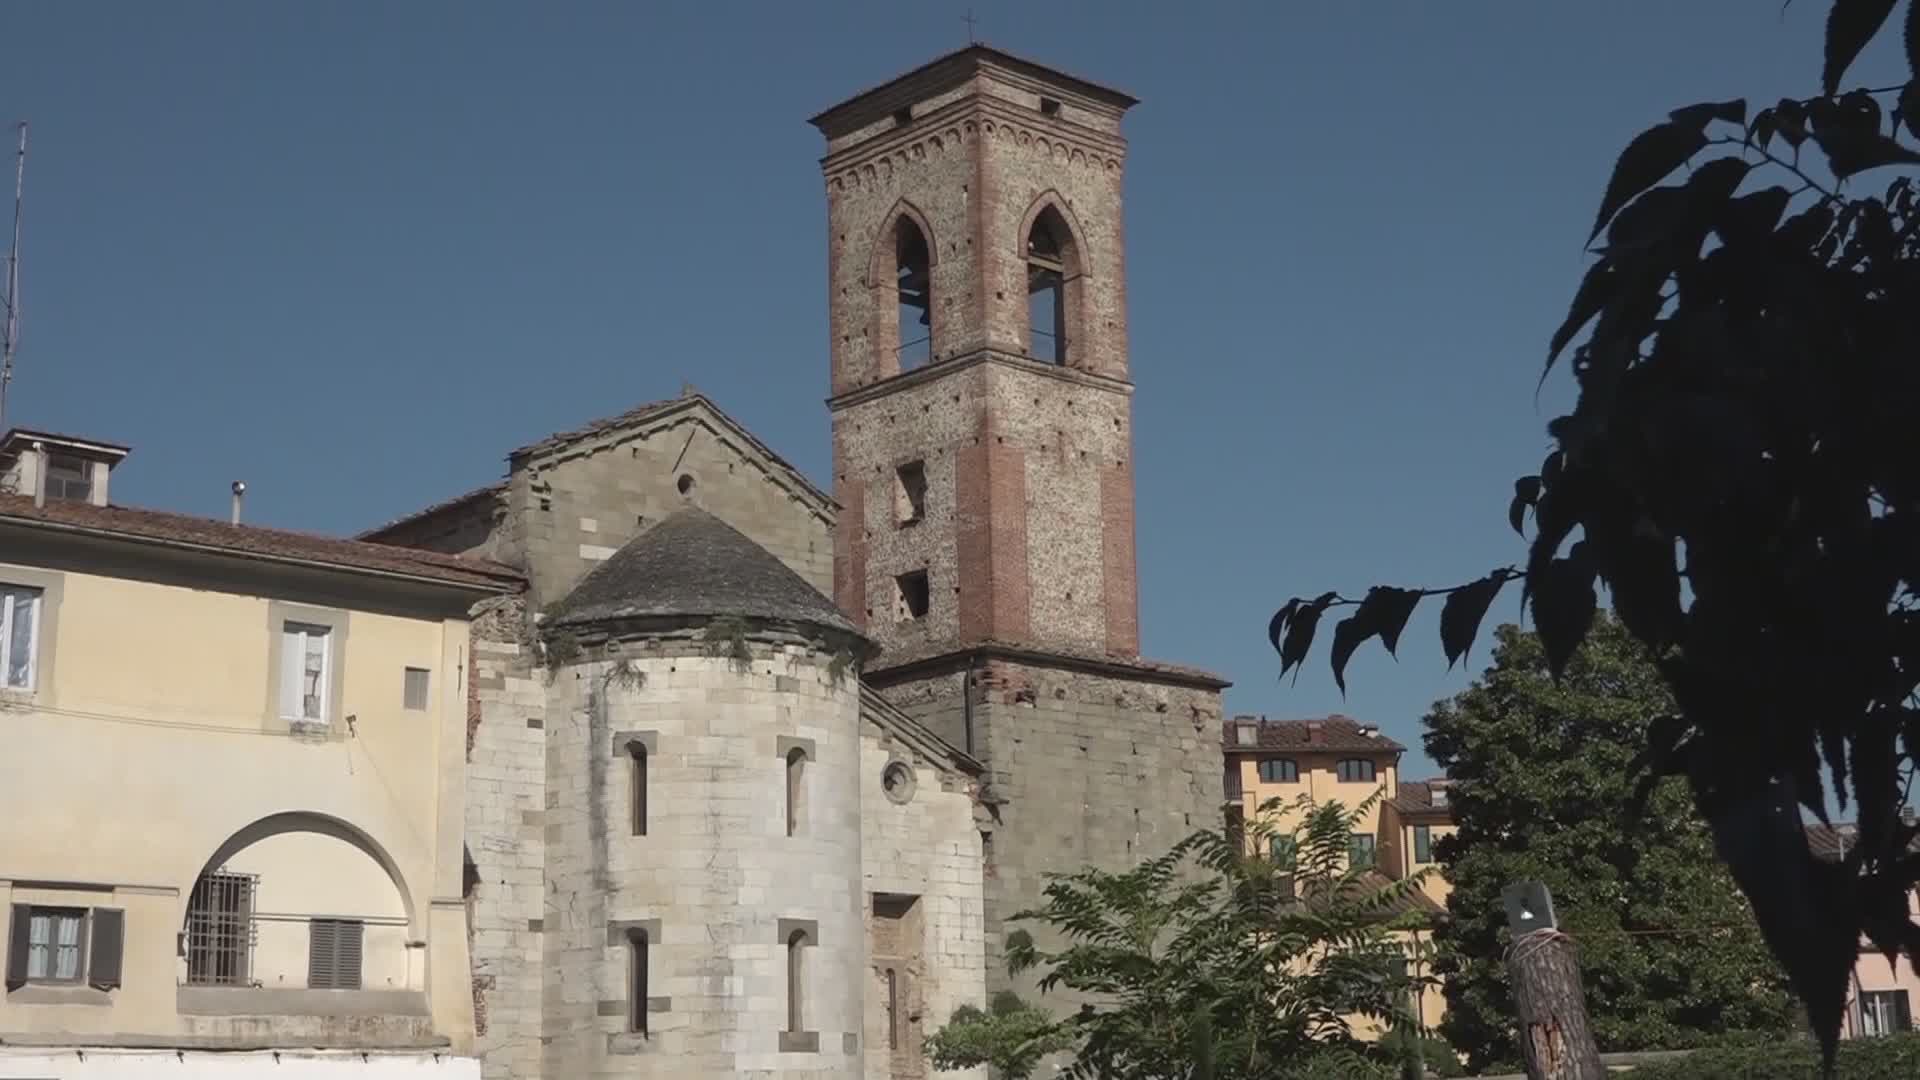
[1624,1033,1920,1079]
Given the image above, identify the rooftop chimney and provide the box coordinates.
[1306,719,1325,746]
[230,481,246,525]
[1233,717,1258,747]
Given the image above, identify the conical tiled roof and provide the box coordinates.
[545,507,859,636]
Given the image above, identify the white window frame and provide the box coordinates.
[1,584,43,691]
[1861,988,1912,1036]
[281,621,333,724]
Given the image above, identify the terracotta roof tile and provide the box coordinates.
[1222,715,1407,754]
[1391,779,1456,817]
[0,493,522,590]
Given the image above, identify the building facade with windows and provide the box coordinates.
[1221,715,1456,1034]
[0,444,518,1079]
[4,41,1235,1080]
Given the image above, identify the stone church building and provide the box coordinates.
[361,44,1228,1080]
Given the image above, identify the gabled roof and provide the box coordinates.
[546,507,857,635]
[365,390,835,541]
[1223,715,1407,754]
[1391,779,1455,818]
[0,493,522,591]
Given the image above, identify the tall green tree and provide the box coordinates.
[1265,2,1919,1057]
[926,794,1436,1080]
[1427,614,1797,1072]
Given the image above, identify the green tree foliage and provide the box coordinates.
[1424,615,1796,1071]
[1264,2,1920,1059]
[925,793,1438,1079]
[922,991,1074,1080]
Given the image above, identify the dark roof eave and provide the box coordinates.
[866,641,1229,691]
[357,482,504,540]
[809,43,1138,132]
[0,509,519,594]
[547,609,871,650]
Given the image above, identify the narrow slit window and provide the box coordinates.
[786,748,807,837]
[628,929,649,1034]
[885,967,900,1049]
[1413,824,1433,864]
[631,744,648,837]
[786,929,808,1032]
[896,219,933,369]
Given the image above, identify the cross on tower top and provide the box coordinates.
[961,8,978,43]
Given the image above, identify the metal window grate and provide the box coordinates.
[185,871,256,986]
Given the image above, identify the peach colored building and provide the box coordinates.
[1221,715,1456,1034]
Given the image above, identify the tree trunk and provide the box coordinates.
[1508,932,1604,1080]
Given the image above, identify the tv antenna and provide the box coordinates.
[0,122,25,431]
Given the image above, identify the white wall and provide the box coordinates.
[0,1049,478,1080]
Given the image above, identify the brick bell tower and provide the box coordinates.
[812,46,1227,1002]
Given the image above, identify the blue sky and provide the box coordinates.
[2,3,1907,775]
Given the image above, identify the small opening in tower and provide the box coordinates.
[893,461,927,525]
[1040,97,1062,117]
[896,218,932,369]
[892,106,913,127]
[894,571,930,621]
[676,474,695,496]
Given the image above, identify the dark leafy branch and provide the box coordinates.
[1270,2,1920,1070]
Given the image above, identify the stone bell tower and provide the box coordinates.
[815,45,1141,663]
[812,46,1227,1003]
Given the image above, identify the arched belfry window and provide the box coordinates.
[1025,206,1076,365]
[895,218,932,369]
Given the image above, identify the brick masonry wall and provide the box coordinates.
[857,731,987,1080]
[832,359,1136,663]
[542,638,867,1080]
[467,634,548,1080]
[823,83,1130,394]
[825,67,1139,666]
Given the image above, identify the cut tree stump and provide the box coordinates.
[1503,881,1603,1080]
